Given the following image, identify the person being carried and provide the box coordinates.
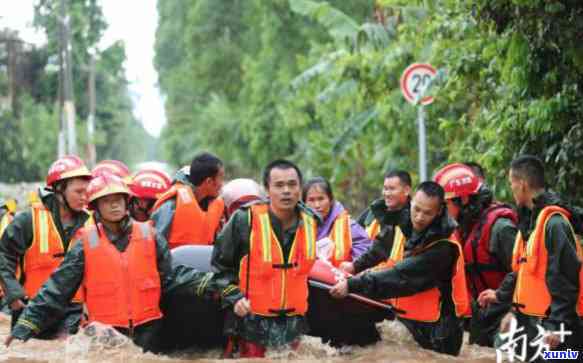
[303,176,381,347]
[303,176,372,267]
[330,182,471,356]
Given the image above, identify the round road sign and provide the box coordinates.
[400,63,437,105]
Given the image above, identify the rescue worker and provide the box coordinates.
[0,155,92,337]
[340,170,411,275]
[330,182,471,356]
[434,163,518,347]
[151,152,226,248]
[0,198,15,238]
[128,168,172,222]
[478,155,583,361]
[0,198,16,315]
[5,173,242,352]
[220,178,265,219]
[211,159,319,358]
[303,176,380,347]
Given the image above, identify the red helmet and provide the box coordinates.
[46,155,92,187]
[434,163,482,200]
[92,160,131,181]
[87,173,130,205]
[129,168,172,200]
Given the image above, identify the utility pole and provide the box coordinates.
[57,8,66,158]
[86,50,96,167]
[61,0,77,155]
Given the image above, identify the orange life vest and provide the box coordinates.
[23,203,84,302]
[153,183,225,248]
[0,211,13,237]
[82,222,162,328]
[239,204,317,317]
[511,206,583,317]
[328,210,352,267]
[375,226,471,322]
[366,219,381,240]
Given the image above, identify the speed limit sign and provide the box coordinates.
[400,63,437,105]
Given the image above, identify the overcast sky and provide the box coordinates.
[0,0,166,137]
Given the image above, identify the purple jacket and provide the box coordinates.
[317,201,373,260]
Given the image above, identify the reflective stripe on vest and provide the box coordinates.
[238,204,317,317]
[377,228,471,322]
[83,222,162,328]
[152,183,224,248]
[366,219,381,240]
[0,212,13,238]
[24,204,84,301]
[328,211,352,267]
[512,206,582,317]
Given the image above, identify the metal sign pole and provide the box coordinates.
[418,105,427,182]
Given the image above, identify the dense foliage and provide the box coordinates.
[152,0,581,210]
[0,0,155,182]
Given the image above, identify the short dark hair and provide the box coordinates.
[263,159,303,189]
[510,155,545,189]
[189,152,223,186]
[302,176,334,202]
[416,181,445,203]
[463,161,485,180]
[384,169,412,187]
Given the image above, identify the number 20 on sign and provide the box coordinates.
[400,63,437,105]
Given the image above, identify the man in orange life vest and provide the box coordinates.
[5,173,241,352]
[344,170,412,274]
[331,181,471,356]
[0,155,92,338]
[0,198,16,315]
[211,159,319,358]
[0,198,15,237]
[151,152,226,248]
[434,163,518,347]
[478,155,583,360]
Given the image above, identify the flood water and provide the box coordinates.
[0,312,498,363]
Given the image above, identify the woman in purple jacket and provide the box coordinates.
[303,176,372,266]
[303,176,382,348]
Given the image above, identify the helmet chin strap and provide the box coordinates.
[55,184,75,215]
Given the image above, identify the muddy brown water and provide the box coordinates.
[0,313,498,363]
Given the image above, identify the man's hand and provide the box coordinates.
[544,333,562,349]
[477,289,498,308]
[338,262,355,275]
[4,335,20,347]
[499,312,515,333]
[9,299,25,311]
[330,279,349,299]
[234,298,251,317]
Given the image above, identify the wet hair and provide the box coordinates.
[189,152,223,186]
[463,161,486,180]
[416,181,445,204]
[302,177,334,202]
[510,155,545,189]
[384,169,412,187]
[262,159,303,189]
